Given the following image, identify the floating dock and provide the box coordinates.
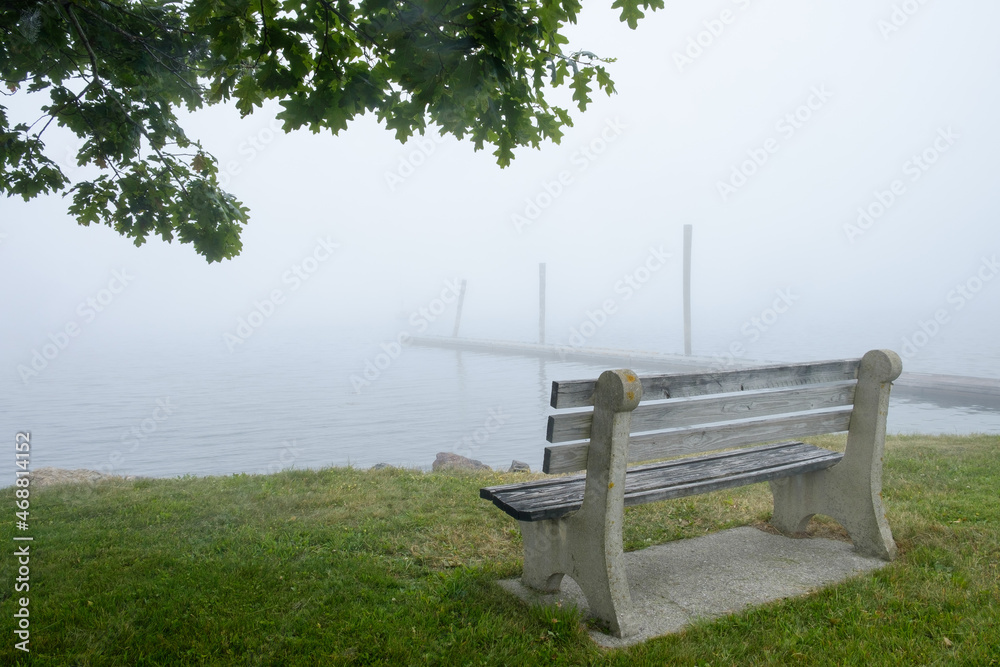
[411,336,1000,409]
[892,372,1000,408]
[410,335,718,372]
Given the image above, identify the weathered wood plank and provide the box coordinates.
[492,443,842,520]
[550,358,860,409]
[623,453,841,509]
[483,442,843,522]
[529,443,833,508]
[547,382,856,444]
[543,407,853,473]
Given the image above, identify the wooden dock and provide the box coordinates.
[410,336,1000,408]
[409,335,718,372]
[893,372,1000,407]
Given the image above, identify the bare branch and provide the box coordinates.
[64,4,102,85]
[92,0,196,36]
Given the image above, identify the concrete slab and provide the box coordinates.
[498,526,891,648]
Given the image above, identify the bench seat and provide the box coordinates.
[482,441,843,522]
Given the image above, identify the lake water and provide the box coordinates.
[3,329,999,488]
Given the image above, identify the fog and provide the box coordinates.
[3,1,999,373]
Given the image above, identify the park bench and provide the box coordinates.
[480,349,902,637]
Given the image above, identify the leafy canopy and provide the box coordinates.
[1,0,663,261]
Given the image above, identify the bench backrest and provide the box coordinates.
[543,354,896,474]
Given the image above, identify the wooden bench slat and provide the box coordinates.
[550,358,860,408]
[543,407,853,473]
[502,442,828,507]
[482,442,843,522]
[623,452,842,508]
[547,381,856,444]
[624,442,832,493]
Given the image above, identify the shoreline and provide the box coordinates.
[23,467,151,489]
[16,453,516,490]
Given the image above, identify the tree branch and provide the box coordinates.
[92,0,197,36]
[63,3,102,85]
[315,0,380,50]
[73,3,206,91]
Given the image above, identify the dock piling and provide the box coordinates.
[452,279,467,338]
[683,225,692,356]
[539,263,547,345]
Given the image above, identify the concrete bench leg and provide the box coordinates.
[770,466,896,560]
[518,369,642,638]
[770,350,901,561]
[519,519,567,592]
[769,471,820,536]
[565,507,632,637]
[519,507,632,637]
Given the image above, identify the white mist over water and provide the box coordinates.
[2,322,997,488]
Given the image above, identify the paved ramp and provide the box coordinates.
[499,526,891,648]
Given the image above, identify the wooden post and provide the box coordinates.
[683,225,692,356]
[539,263,547,345]
[452,279,467,338]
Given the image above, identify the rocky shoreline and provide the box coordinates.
[429,452,530,473]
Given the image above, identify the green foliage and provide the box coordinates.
[0,0,660,261]
[612,0,664,30]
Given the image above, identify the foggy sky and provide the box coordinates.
[2,1,999,371]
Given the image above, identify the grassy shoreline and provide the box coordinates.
[2,434,998,665]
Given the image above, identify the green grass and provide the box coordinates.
[2,434,998,665]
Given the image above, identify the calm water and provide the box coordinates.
[3,330,999,488]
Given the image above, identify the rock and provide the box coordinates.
[432,452,491,472]
[508,460,531,473]
[24,467,145,488]
[371,463,394,470]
